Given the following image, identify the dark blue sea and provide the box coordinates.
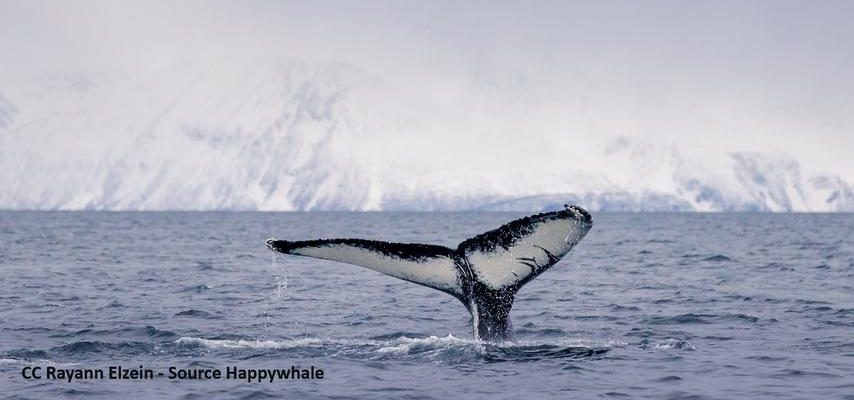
[1,212,852,399]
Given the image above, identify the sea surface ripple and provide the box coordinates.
[0,212,852,399]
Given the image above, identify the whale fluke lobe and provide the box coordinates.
[266,205,593,341]
[266,238,463,296]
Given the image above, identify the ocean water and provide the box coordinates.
[0,212,852,399]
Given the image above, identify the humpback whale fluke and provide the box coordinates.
[266,204,593,342]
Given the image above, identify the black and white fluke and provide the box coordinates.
[266,204,593,342]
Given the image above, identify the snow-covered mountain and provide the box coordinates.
[1,60,851,211]
[0,93,15,129]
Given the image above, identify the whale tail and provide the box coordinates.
[266,204,593,341]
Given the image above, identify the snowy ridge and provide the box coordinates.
[477,153,854,212]
[0,93,15,130]
[0,60,851,212]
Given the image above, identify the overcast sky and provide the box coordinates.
[2,0,853,179]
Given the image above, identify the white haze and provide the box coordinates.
[0,0,852,211]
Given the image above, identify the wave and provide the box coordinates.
[48,325,177,340]
[176,336,345,349]
[174,309,221,319]
[175,335,622,362]
[638,338,696,350]
[643,313,760,325]
[51,340,157,356]
[702,254,733,262]
[0,358,80,366]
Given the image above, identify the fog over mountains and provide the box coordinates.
[0,60,851,212]
[2,1,853,211]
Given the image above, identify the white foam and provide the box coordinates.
[0,358,79,366]
[176,337,332,349]
[176,334,624,355]
[535,337,627,348]
[643,338,696,350]
[175,334,479,350]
